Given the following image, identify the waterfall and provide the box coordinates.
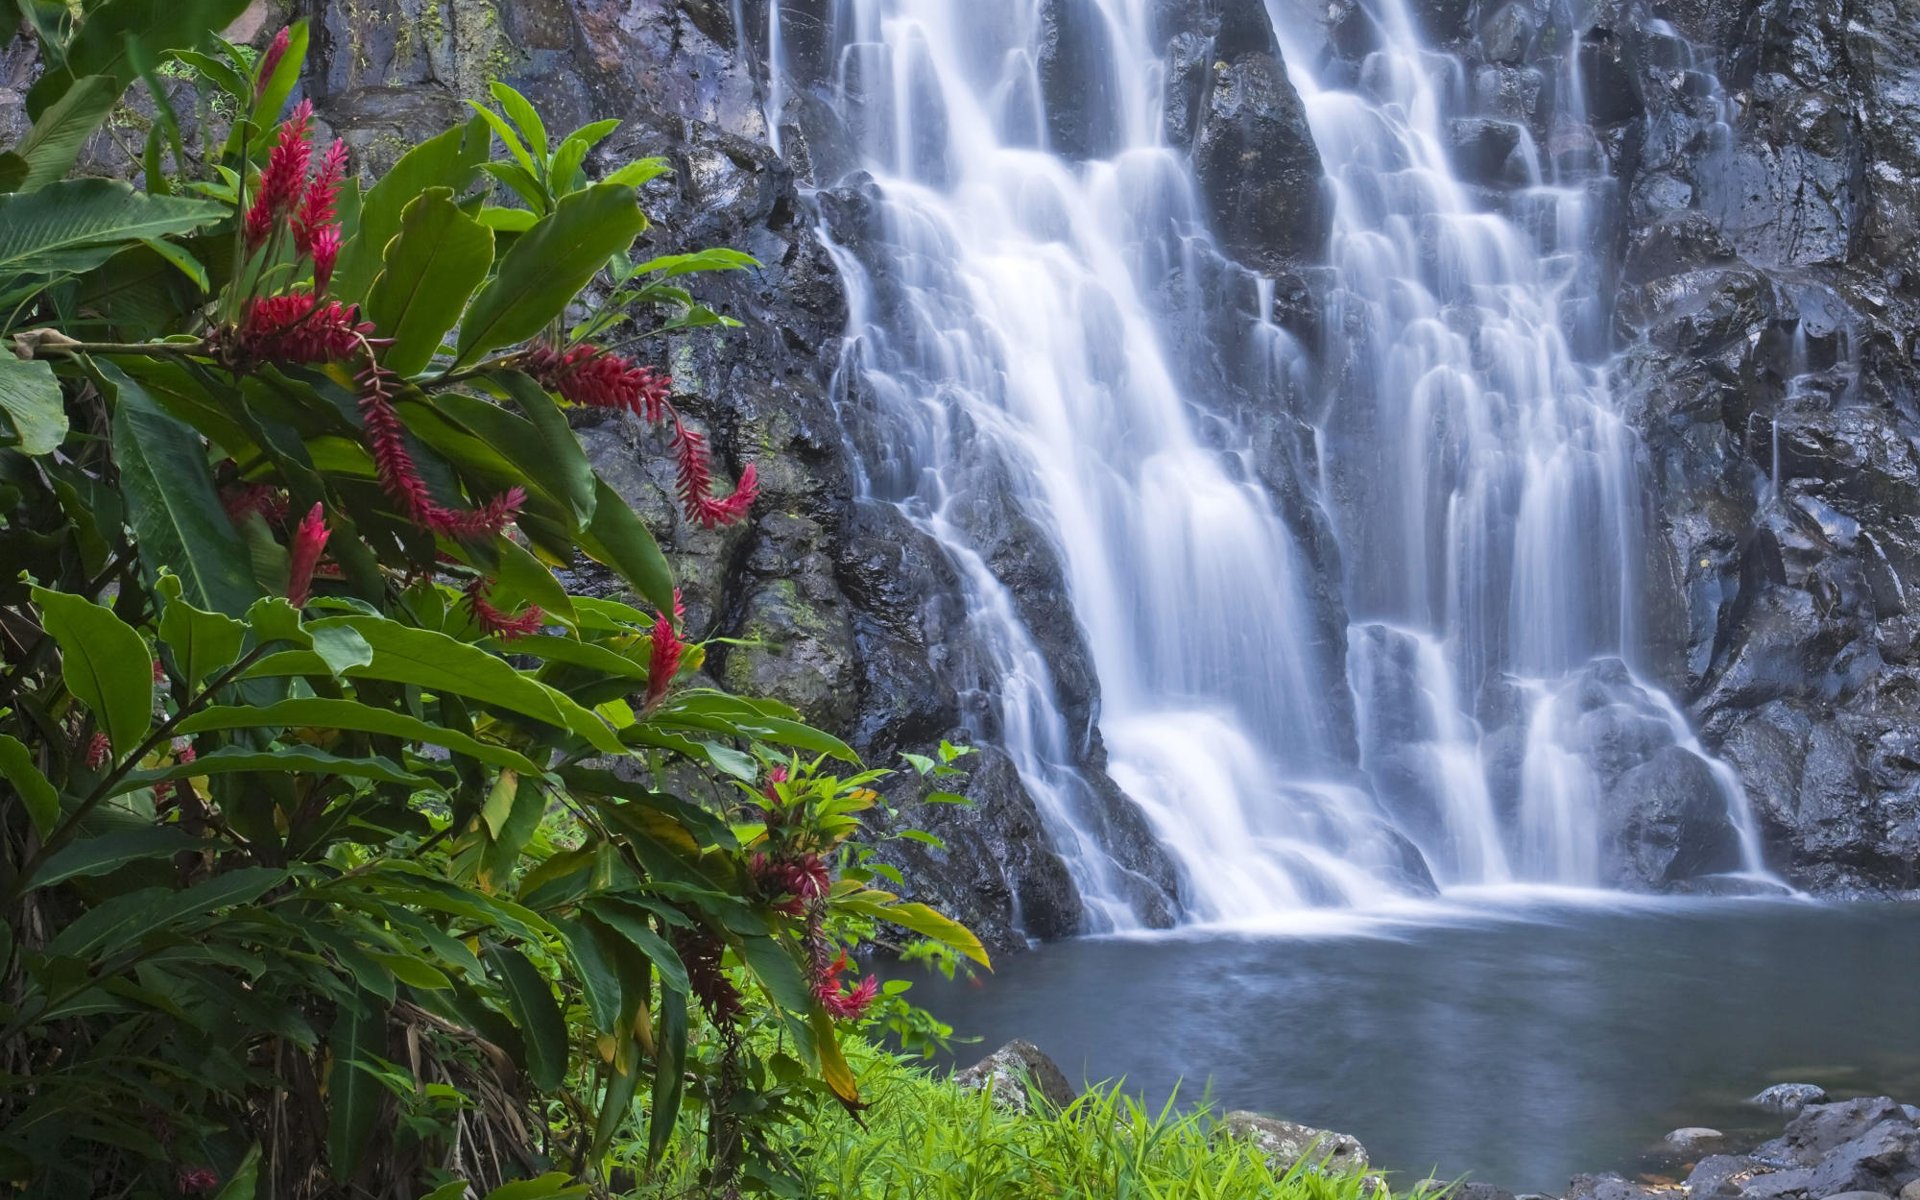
[774,0,1772,931]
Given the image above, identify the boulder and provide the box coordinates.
[1038,0,1122,159]
[1218,1110,1369,1174]
[952,1040,1077,1114]
[1668,1127,1729,1154]
[1191,50,1329,272]
[1600,745,1744,886]
[1687,1155,1770,1198]
[1753,1084,1833,1115]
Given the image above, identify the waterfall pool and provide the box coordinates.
[910,895,1920,1192]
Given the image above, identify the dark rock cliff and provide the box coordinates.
[8,0,1913,942]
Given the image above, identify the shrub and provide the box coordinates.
[0,11,981,1198]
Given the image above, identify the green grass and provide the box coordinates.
[635,1044,1422,1200]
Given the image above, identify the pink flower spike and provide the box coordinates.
[296,139,348,257]
[644,608,685,711]
[286,503,330,607]
[464,576,544,640]
[310,225,342,293]
[254,27,291,100]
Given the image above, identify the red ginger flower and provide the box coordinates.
[525,343,672,423]
[254,27,291,99]
[297,139,348,258]
[750,851,831,915]
[286,503,330,607]
[356,362,524,538]
[85,731,110,770]
[220,481,289,527]
[671,421,758,529]
[309,225,342,293]
[813,951,879,1021]
[177,1166,221,1196]
[233,292,372,364]
[245,99,313,249]
[644,602,684,711]
[464,576,544,640]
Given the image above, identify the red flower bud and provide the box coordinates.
[286,503,330,607]
[253,27,291,100]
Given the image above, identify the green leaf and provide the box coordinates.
[484,1174,592,1200]
[455,183,648,365]
[474,372,597,524]
[603,158,671,190]
[25,0,252,118]
[4,74,119,193]
[48,866,284,958]
[311,616,624,754]
[334,116,492,304]
[0,734,59,837]
[103,360,261,616]
[212,1144,262,1200]
[648,985,688,1164]
[31,827,206,889]
[486,945,567,1092]
[155,572,247,688]
[738,934,813,1013]
[176,699,544,774]
[116,744,432,795]
[366,188,495,376]
[0,357,66,455]
[835,893,992,969]
[31,585,153,759]
[552,916,622,1035]
[0,177,225,280]
[632,248,759,279]
[327,993,386,1182]
[582,898,689,994]
[490,82,550,164]
[577,477,677,616]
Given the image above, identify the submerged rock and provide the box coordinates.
[1669,1127,1730,1154]
[952,1040,1078,1114]
[1753,1084,1833,1115]
[1217,1111,1369,1174]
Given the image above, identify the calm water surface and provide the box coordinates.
[911,893,1920,1192]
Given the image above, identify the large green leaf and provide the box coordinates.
[485,945,567,1092]
[0,75,119,193]
[835,893,992,969]
[212,1145,262,1200]
[0,733,59,837]
[647,984,688,1164]
[447,376,595,524]
[326,993,386,1183]
[582,898,690,994]
[0,357,66,455]
[177,699,543,774]
[551,916,622,1035]
[114,744,434,796]
[577,477,676,616]
[26,0,252,117]
[30,827,206,889]
[32,585,153,758]
[0,178,226,278]
[366,189,495,376]
[485,1175,592,1200]
[102,360,261,616]
[455,183,648,364]
[738,934,813,1013]
[48,866,284,957]
[154,573,247,689]
[334,117,492,304]
[310,615,624,754]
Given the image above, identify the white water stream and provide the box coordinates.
[771,0,1771,929]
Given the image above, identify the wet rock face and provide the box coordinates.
[1190,50,1330,271]
[1602,0,1920,897]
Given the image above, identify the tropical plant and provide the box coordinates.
[0,11,983,1199]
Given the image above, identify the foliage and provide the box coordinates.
[637,1043,1409,1200]
[0,11,982,1199]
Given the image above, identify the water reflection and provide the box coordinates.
[914,899,1920,1191]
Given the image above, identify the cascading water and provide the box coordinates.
[772,0,1772,931]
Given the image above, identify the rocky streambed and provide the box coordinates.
[955,1042,1920,1200]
